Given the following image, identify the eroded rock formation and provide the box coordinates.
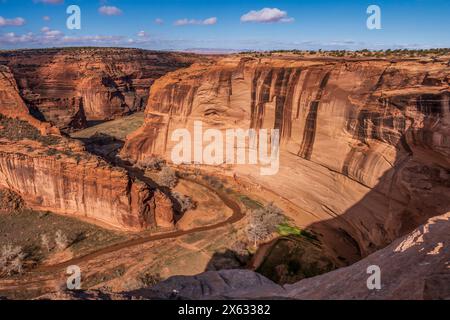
[123,56,450,261]
[0,64,174,231]
[38,213,449,300]
[0,65,59,135]
[0,136,174,231]
[130,213,450,300]
[0,48,201,131]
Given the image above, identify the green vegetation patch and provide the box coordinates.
[202,175,225,190]
[238,195,263,210]
[277,223,318,241]
[71,112,145,140]
[0,114,61,145]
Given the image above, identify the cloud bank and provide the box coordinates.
[241,8,294,24]
[34,0,64,4]
[174,17,217,26]
[98,6,123,16]
[0,17,26,27]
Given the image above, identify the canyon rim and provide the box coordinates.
[0,0,449,305]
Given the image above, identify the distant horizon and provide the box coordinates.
[1,1,449,51]
[1,46,450,54]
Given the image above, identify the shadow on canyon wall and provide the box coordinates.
[201,129,449,286]
[205,248,253,272]
[78,133,125,162]
[72,83,449,287]
[208,91,450,285]
[284,215,449,300]
[78,134,191,221]
[0,49,87,131]
[306,139,447,265]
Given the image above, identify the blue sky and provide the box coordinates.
[0,0,449,50]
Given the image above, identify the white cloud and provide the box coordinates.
[137,30,148,37]
[203,17,217,25]
[0,32,33,44]
[174,17,217,26]
[0,30,130,47]
[174,19,190,26]
[240,8,294,24]
[0,16,26,27]
[154,18,164,25]
[98,6,123,16]
[41,27,63,38]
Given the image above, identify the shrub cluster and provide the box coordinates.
[247,203,285,247]
[0,114,61,146]
[0,244,25,277]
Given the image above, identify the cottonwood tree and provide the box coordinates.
[55,230,70,252]
[172,192,196,213]
[41,234,51,252]
[158,166,178,188]
[0,244,25,277]
[246,203,285,248]
[247,222,270,248]
[139,156,166,171]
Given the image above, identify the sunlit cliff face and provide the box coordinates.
[0,64,175,232]
[123,56,450,260]
[0,48,198,131]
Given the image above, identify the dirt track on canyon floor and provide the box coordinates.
[0,176,246,295]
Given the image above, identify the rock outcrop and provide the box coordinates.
[0,137,174,231]
[0,65,59,135]
[130,213,450,300]
[0,63,174,231]
[39,213,448,300]
[123,56,450,261]
[0,48,202,131]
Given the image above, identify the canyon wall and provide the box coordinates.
[0,140,173,231]
[0,48,201,131]
[123,56,450,260]
[131,212,449,300]
[0,65,59,135]
[0,64,174,231]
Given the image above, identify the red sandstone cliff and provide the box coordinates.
[123,212,450,300]
[42,212,449,300]
[0,63,174,231]
[0,65,59,136]
[123,56,450,260]
[0,140,173,231]
[0,48,203,131]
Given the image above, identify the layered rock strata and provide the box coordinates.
[0,135,174,231]
[123,56,450,260]
[0,65,59,135]
[134,213,450,300]
[0,63,174,231]
[0,48,201,130]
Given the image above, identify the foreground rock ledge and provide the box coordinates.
[37,213,449,300]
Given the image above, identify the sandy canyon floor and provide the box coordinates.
[0,113,328,299]
[0,49,448,300]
